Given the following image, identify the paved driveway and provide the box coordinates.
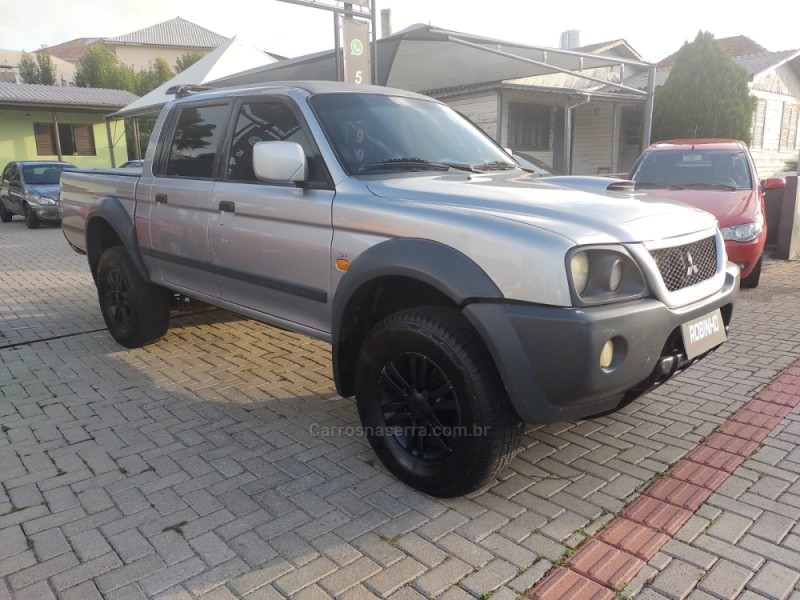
[1,221,799,599]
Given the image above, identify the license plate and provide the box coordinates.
[681,309,726,360]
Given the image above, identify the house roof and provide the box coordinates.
[105,17,228,48]
[658,35,769,68]
[574,39,643,61]
[46,38,100,62]
[0,82,138,111]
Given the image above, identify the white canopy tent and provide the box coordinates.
[107,37,278,164]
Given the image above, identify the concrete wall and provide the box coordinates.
[0,109,128,168]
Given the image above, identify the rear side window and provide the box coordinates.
[164,104,230,178]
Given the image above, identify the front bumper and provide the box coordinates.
[33,205,62,221]
[725,237,764,278]
[464,263,739,424]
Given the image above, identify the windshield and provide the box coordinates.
[631,149,753,190]
[22,164,72,185]
[309,93,515,175]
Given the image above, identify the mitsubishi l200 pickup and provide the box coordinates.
[60,82,738,496]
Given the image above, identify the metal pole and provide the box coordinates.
[51,112,63,162]
[333,11,342,81]
[642,63,657,148]
[370,0,378,84]
[105,117,116,167]
[133,118,142,160]
[564,106,572,175]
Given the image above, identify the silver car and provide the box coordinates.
[0,161,75,228]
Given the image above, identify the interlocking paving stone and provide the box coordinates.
[4,229,800,599]
[568,539,644,589]
[531,567,614,600]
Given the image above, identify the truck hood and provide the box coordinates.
[364,171,718,244]
[633,188,759,228]
[27,184,61,200]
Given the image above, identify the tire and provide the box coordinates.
[0,204,11,223]
[355,306,522,497]
[741,256,762,288]
[96,246,170,348]
[24,204,40,229]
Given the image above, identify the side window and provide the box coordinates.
[164,104,230,178]
[226,100,319,183]
[10,166,19,183]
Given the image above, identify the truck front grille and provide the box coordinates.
[649,236,717,292]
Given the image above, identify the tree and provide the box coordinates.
[17,48,57,85]
[174,52,204,74]
[74,44,136,92]
[135,58,173,96]
[653,31,755,144]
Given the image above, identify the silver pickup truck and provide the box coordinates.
[61,81,738,496]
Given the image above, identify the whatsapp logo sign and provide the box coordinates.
[350,39,364,56]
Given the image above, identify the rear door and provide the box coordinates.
[208,96,335,334]
[141,100,232,298]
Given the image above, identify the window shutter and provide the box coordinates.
[33,122,55,155]
[73,125,96,156]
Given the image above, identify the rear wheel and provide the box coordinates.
[24,204,40,229]
[355,306,522,497]
[0,204,11,223]
[96,246,170,348]
[741,256,762,288]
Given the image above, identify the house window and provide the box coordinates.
[33,122,97,156]
[751,99,766,150]
[508,103,551,150]
[779,103,799,151]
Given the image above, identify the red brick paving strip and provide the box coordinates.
[527,362,800,599]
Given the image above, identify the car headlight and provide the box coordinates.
[566,246,647,306]
[719,213,763,242]
[38,196,58,206]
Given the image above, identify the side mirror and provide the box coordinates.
[252,141,307,183]
[762,177,785,191]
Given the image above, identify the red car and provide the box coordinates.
[628,139,784,287]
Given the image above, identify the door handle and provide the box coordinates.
[155,193,168,204]
[218,200,235,213]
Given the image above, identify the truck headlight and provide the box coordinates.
[570,252,590,294]
[720,213,763,242]
[566,246,647,306]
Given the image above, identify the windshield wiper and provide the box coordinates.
[634,182,685,190]
[684,182,738,191]
[360,158,476,173]
[474,160,517,171]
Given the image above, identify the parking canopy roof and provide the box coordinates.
[209,24,651,94]
[113,37,278,119]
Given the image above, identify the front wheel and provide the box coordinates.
[0,204,11,223]
[24,204,40,229]
[96,246,170,348]
[355,306,522,497]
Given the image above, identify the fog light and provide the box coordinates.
[600,340,614,369]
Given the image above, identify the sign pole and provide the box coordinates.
[276,0,375,85]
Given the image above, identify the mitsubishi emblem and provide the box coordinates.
[685,251,700,277]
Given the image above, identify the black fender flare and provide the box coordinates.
[85,196,149,282]
[331,238,503,397]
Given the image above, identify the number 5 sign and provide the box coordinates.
[343,17,372,85]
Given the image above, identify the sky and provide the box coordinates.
[0,0,797,64]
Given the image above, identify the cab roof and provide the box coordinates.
[646,139,748,152]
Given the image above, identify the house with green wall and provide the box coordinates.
[0,82,138,169]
